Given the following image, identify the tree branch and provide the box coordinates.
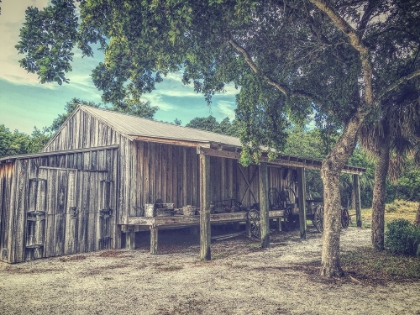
[378,69,420,102]
[228,39,289,96]
[357,0,380,37]
[309,0,374,106]
[228,38,319,103]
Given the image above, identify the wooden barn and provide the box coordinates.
[0,105,365,263]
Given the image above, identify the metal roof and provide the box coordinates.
[81,106,243,148]
[0,105,365,174]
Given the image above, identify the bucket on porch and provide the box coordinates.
[145,204,155,217]
[183,205,197,216]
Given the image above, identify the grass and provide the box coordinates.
[247,242,260,248]
[212,252,229,260]
[341,247,420,282]
[343,200,420,283]
[348,199,418,228]
[157,264,184,271]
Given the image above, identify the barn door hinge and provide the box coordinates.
[27,211,46,221]
[100,208,113,219]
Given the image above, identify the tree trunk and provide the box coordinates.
[320,112,364,277]
[371,138,390,250]
[415,203,420,227]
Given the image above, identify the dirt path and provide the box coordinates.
[1,227,419,315]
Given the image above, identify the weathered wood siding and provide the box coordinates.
[0,162,15,262]
[0,147,119,263]
[43,108,132,225]
[40,107,295,223]
[128,143,201,216]
[129,141,294,216]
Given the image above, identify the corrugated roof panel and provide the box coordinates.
[81,106,242,147]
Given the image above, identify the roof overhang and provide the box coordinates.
[196,147,365,175]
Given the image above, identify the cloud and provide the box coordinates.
[216,100,236,119]
[141,93,176,112]
[0,0,49,85]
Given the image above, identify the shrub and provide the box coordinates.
[385,219,420,256]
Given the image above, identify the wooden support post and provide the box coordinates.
[353,174,362,228]
[126,231,136,250]
[246,220,251,238]
[297,168,307,239]
[278,218,282,232]
[259,162,270,248]
[150,227,158,254]
[199,154,211,260]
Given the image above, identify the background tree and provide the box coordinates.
[0,125,50,158]
[360,79,420,250]
[16,0,420,277]
[186,115,238,136]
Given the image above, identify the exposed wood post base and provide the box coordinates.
[199,153,211,260]
[297,168,307,239]
[150,227,158,254]
[126,231,137,250]
[259,162,270,248]
[246,219,251,238]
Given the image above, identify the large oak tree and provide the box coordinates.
[16,0,420,277]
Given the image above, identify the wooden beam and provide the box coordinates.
[0,145,119,163]
[259,162,270,248]
[353,174,362,228]
[297,168,307,239]
[200,153,211,260]
[150,227,158,254]
[126,210,286,227]
[196,147,365,175]
[134,136,211,148]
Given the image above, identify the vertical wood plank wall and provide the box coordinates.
[130,141,293,215]
[0,147,118,263]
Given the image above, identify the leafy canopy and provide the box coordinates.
[16,0,420,164]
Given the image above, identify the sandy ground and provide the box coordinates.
[1,227,419,315]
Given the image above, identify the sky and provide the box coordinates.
[0,0,238,135]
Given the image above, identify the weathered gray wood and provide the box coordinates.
[196,147,365,175]
[126,231,136,250]
[353,174,362,228]
[200,153,211,261]
[129,142,137,217]
[297,168,307,239]
[54,170,67,256]
[183,148,188,205]
[246,219,251,238]
[127,210,285,227]
[150,227,158,254]
[64,171,76,255]
[259,162,270,248]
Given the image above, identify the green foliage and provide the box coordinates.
[387,167,420,202]
[15,0,78,85]
[16,0,420,165]
[0,125,50,159]
[186,116,238,137]
[385,219,420,256]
